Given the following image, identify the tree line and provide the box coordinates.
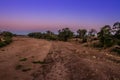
[28,22,120,48]
[0,22,119,53]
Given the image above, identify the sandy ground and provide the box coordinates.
[0,37,120,80]
[0,37,52,80]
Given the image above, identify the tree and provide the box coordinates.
[28,32,42,39]
[1,31,13,38]
[58,28,74,41]
[98,25,113,47]
[45,30,58,40]
[113,22,120,39]
[88,29,97,41]
[77,29,87,39]
[77,29,87,43]
[0,31,13,47]
[88,29,97,37]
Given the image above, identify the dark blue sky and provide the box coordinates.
[0,0,120,34]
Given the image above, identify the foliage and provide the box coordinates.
[19,58,27,61]
[32,60,46,64]
[0,31,13,48]
[88,29,97,37]
[0,42,6,47]
[81,36,87,43]
[15,65,23,70]
[111,47,120,55]
[1,31,13,38]
[58,28,74,41]
[77,29,87,39]
[28,31,58,41]
[98,25,114,47]
[113,22,120,39]
[28,32,42,39]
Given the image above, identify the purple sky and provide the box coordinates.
[0,0,120,34]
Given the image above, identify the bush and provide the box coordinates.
[28,32,58,41]
[0,31,13,48]
[92,42,103,48]
[0,42,6,47]
[111,47,120,55]
[3,37,12,44]
[117,40,120,46]
[82,36,87,43]
[58,28,74,41]
[1,31,13,38]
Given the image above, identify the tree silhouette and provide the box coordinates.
[77,29,87,43]
[88,29,97,37]
[113,22,120,39]
[77,29,87,39]
[88,29,97,42]
[98,25,113,47]
[58,28,74,41]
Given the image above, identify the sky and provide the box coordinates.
[0,0,120,34]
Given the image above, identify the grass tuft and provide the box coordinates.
[19,58,27,61]
[32,61,46,64]
[15,64,23,70]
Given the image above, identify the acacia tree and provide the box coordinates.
[45,30,58,40]
[58,28,74,41]
[113,22,120,39]
[1,31,13,38]
[88,29,97,37]
[88,29,97,41]
[28,32,42,39]
[98,25,113,47]
[77,29,87,42]
[77,29,87,39]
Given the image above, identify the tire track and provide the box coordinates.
[33,41,120,80]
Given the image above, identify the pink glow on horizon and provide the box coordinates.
[0,16,106,33]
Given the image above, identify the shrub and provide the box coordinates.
[111,47,120,55]
[3,37,12,44]
[92,42,103,48]
[32,61,46,64]
[117,40,120,46]
[1,31,13,38]
[0,42,6,47]
[15,65,23,70]
[28,32,58,41]
[58,28,74,41]
[19,58,27,61]
[82,36,87,43]
[22,68,31,72]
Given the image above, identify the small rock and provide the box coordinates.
[93,56,96,59]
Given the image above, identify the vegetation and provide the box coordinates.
[97,25,113,47]
[19,58,27,61]
[28,28,74,41]
[28,31,58,41]
[22,68,31,72]
[77,29,87,43]
[58,28,74,41]
[27,22,120,54]
[32,60,46,64]
[0,31,13,47]
[77,29,87,38]
[15,64,23,70]
[1,31,13,38]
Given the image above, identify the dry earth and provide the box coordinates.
[0,37,120,80]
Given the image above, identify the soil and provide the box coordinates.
[0,37,120,80]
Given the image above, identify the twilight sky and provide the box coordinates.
[0,0,120,34]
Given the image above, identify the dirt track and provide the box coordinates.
[0,37,120,80]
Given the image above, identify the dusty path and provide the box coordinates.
[0,37,52,80]
[33,41,120,80]
[0,37,120,80]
